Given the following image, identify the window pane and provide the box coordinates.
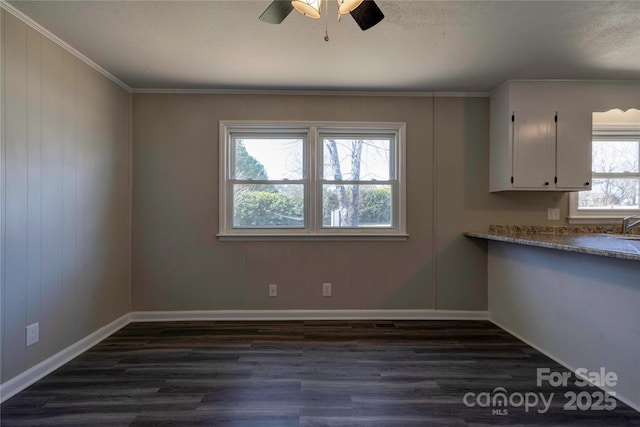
[322,184,392,228]
[578,178,640,209]
[234,138,303,180]
[233,184,304,227]
[592,141,639,173]
[322,138,391,181]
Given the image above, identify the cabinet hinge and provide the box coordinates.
[554,177,557,184]
[554,114,558,123]
[511,176,514,184]
[511,114,515,122]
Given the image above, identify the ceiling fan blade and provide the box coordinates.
[350,0,384,31]
[259,1,295,24]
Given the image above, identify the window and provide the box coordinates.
[569,124,640,222]
[578,137,640,210]
[230,133,306,229]
[219,122,406,239]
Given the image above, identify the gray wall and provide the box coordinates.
[132,95,436,311]
[0,4,585,389]
[1,10,131,383]
[132,94,569,312]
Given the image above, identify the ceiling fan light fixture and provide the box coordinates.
[337,0,364,15]
[292,0,322,19]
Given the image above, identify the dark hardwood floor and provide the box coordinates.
[1,320,639,426]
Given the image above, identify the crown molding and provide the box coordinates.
[0,0,132,93]
[433,92,490,97]
[505,79,640,83]
[132,88,490,97]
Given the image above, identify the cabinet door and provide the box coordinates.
[556,111,592,190]
[512,110,555,188]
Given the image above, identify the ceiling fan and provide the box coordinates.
[259,0,384,31]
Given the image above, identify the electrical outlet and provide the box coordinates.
[322,283,332,297]
[269,284,277,297]
[547,208,560,221]
[26,323,39,347]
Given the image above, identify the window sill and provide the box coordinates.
[217,233,410,241]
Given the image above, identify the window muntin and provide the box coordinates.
[219,122,406,238]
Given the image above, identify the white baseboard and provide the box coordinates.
[130,309,490,322]
[1,309,488,404]
[490,318,640,414]
[0,313,131,403]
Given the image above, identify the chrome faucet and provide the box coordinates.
[622,215,640,234]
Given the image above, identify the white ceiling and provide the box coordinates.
[7,0,640,92]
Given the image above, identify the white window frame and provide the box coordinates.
[218,121,407,240]
[568,125,640,224]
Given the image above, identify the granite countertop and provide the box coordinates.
[465,225,640,262]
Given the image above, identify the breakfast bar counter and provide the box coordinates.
[465,225,640,262]
[473,225,640,411]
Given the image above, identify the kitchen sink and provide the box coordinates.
[577,234,640,255]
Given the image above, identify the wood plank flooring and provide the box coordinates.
[2,320,639,426]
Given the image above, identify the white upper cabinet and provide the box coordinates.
[490,81,640,192]
[555,110,593,189]
[511,110,556,189]
[509,109,593,190]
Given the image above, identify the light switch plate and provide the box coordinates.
[547,208,560,221]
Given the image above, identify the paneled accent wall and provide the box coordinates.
[132,94,437,312]
[131,94,567,313]
[1,10,131,383]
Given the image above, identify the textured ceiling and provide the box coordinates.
[7,0,640,92]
